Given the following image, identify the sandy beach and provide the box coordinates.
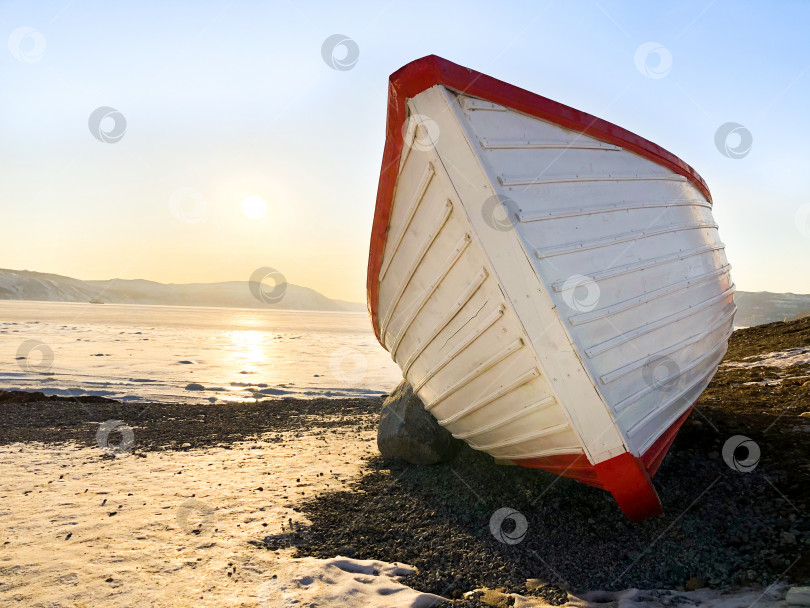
[0,397,448,607]
[0,400,395,607]
[1,318,809,607]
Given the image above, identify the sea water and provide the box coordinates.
[0,301,402,403]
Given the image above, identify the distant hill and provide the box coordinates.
[0,269,366,313]
[1,269,806,325]
[733,291,810,327]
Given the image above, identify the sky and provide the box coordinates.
[1,0,808,303]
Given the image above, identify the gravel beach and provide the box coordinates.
[1,317,808,606]
[286,319,810,600]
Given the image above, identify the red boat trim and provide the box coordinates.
[367,55,712,339]
[507,452,604,489]
[640,405,694,477]
[512,404,696,521]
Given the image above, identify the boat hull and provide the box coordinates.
[368,56,734,521]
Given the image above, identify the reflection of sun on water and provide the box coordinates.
[226,330,268,367]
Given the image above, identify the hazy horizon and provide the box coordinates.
[2,266,364,300]
[5,265,810,301]
[3,1,809,301]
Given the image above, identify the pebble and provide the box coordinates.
[685,577,706,591]
[479,588,509,607]
[787,587,810,606]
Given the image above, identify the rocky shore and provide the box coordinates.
[280,317,810,601]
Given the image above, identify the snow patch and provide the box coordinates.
[257,557,443,607]
[723,346,810,369]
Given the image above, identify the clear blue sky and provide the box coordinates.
[2,0,808,301]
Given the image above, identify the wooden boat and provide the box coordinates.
[367,56,735,521]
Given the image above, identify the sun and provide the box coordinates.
[241,195,267,219]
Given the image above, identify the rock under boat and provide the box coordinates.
[367,55,735,521]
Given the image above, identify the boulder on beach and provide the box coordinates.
[377,380,462,465]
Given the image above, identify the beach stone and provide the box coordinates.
[525,578,548,591]
[377,380,461,465]
[781,531,797,544]
[336,545,356,557]
[787,587,810,606]
[685,576,706,591]
[479,588,510,607]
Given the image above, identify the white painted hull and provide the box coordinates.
[368,57,734,520]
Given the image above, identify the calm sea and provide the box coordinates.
[0,301,402,403]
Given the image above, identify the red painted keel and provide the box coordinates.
[513,405,695,521]
[594,453,663,522]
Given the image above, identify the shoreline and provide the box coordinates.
[0,390,382,452]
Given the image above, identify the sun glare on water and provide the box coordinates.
[227,329,267,366]
[241,195,267,218]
